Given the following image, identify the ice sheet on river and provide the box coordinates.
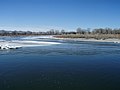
[22,36,54,40]
[0,40,61,49]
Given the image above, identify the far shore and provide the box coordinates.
[0,35,120,43]
[53,36,120,43]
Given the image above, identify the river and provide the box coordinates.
[0,36,120,90]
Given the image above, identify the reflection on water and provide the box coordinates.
[0,37,120,90]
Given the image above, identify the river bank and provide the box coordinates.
[53,36,120,43]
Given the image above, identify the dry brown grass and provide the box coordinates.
[55,34,120,40]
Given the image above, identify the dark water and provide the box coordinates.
[0,37,120,90]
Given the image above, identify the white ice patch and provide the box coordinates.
[0,40,61,49]
[12,40,61,47]
[22,36,54,40]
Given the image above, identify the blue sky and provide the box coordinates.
[0,0,120,31]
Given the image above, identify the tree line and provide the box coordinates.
[0,28,120,36]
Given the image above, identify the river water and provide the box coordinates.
[0,36,120,90]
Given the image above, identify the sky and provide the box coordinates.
[0,0,120,31]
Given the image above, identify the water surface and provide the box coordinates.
[0,36,120,90]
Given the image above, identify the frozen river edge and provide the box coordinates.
[0,40,61,50]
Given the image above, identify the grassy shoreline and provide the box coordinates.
[0,34,120,43]
[54,34,120,40]
[53,34,120,43]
